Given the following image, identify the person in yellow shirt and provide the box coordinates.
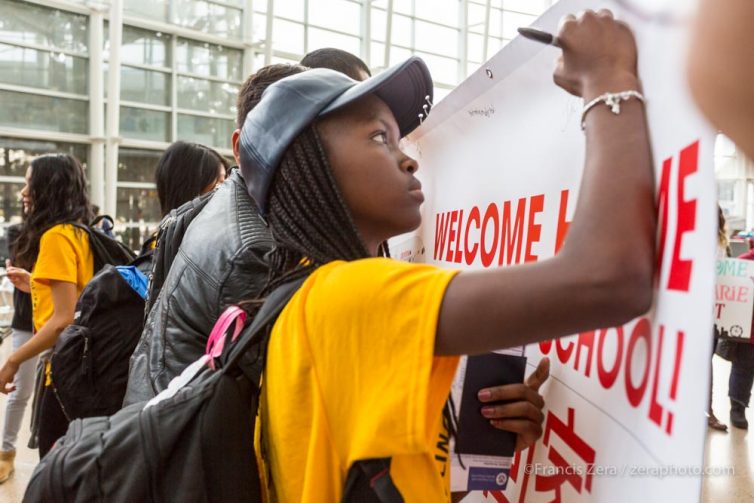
[238,10,654,502]
[0,154,94,458]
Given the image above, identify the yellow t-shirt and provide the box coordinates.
[31,224,94,332]
[258,258,460,502]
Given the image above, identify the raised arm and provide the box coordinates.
[688,0,754,161]
[436,11,655,355]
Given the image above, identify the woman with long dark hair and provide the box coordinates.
[0,154,95,457]
[155,141,230,218]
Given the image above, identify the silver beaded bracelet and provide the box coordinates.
[581,90,646,130]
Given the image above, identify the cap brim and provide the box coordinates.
[320,56,433,138]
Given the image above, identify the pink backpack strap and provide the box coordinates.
[205,306,247,370]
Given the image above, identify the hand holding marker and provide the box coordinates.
[517,27,561,48]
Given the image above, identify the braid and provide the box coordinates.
[259,125,371,295]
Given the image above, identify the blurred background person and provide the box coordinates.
[720,244,754,429]
[154,141,230,219]
[709,206,729,431]
[300,47,371,80]
[0,219,34,482]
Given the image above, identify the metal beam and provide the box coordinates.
[175,109,236,121]
[500,3,505,50]
[113,15,247,49]
[304,0,310,55]
[0,37,88,59]
[170,34,178,143]
[21,0,89,16]
[383,0,394,69]
[175,71,243,85]
[458,0,469,83]
[265,0,275,65]
[105,0,123,217]
[242,0,255,76]
[116,101,172,113]
[89,5,106,208]
[0,176,25,184]
[0,127,91,144]
[360,0,371,67]
[116,181,160,189]
[0,83,88,101]
[482,0,492,61]
[410,0,416,55]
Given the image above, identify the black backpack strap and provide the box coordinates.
[71,223,105,271]
[221,278,402,503]
[224,277,308,371]
[130,249,153,267]
[72,222,136,272]
[90,215,114,228]
[342,458,403,503]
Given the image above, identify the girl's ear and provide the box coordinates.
[231,129,242,165]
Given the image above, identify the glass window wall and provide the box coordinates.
[1,0,557,248]
[0,137,89,225]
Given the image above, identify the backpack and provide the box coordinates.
[145,191,214,313]
[72,219,136,272]
[48,254,152,420]
[23,220,138,447]
[24,278,402,503]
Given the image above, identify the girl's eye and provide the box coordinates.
[372,132,388,144]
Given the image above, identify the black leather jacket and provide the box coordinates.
[124,170,273,404]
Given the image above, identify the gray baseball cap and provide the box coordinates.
[239,56,433,215]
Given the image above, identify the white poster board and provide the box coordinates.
[715,258,754,341]
[394,0,717,501]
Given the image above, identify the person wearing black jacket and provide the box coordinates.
[0,223,35,483]
[123,164,273,403]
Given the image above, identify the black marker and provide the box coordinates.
[517,27,561,48]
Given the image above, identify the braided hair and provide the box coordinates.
[258,124,389,295]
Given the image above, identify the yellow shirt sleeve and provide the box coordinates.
[31,224,94,331]
[303,258,460,464]
[33,226,83,284]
